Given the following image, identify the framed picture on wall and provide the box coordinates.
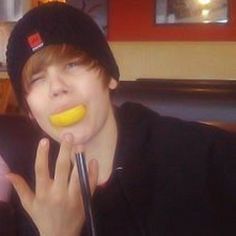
[66,0,108,35]
[155,0,229,24]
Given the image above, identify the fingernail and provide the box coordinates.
[40,138,48,147]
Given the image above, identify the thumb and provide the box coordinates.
[6,173,34,212]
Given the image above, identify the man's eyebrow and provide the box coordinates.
[66,57,83,62]
[31,70,45,79]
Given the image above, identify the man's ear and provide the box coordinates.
[109,77,118,90]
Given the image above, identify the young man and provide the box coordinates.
[2,2,236,236]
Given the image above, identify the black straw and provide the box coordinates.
[75,152,96,236]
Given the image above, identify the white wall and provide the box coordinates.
[110,41,236,81]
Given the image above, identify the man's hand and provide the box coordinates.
[7,134,98,236]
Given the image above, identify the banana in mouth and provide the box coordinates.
[49,105,86,127]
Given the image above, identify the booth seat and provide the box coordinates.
[112,79,236,133]
[0,79,236,170]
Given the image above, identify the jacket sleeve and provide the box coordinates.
[0,201,17,235]
[222,134,236,234]
[208,131,236,234]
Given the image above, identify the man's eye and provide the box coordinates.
[65,60,80,70]
[68,62,78,67]
[29,75,44,85]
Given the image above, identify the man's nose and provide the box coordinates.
[49,73,69,98]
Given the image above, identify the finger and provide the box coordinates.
[88,159,99,195]
[6,173,34,213]
[68,163,81,199]
[53,134,73,190]
[35,138,50,195]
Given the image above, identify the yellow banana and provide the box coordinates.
[49,105,86,127]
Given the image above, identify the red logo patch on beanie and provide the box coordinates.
[27,32,44,51]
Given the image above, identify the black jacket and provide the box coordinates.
[1,102,236,235]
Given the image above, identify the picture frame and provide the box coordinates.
[155,0,229,24]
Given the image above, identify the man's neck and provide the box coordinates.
[83,106,117,185]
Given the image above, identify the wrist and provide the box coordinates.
[39,225,81,236]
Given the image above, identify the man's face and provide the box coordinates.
[25,58,118,145]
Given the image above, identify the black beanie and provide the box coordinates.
[6,2,119,107]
